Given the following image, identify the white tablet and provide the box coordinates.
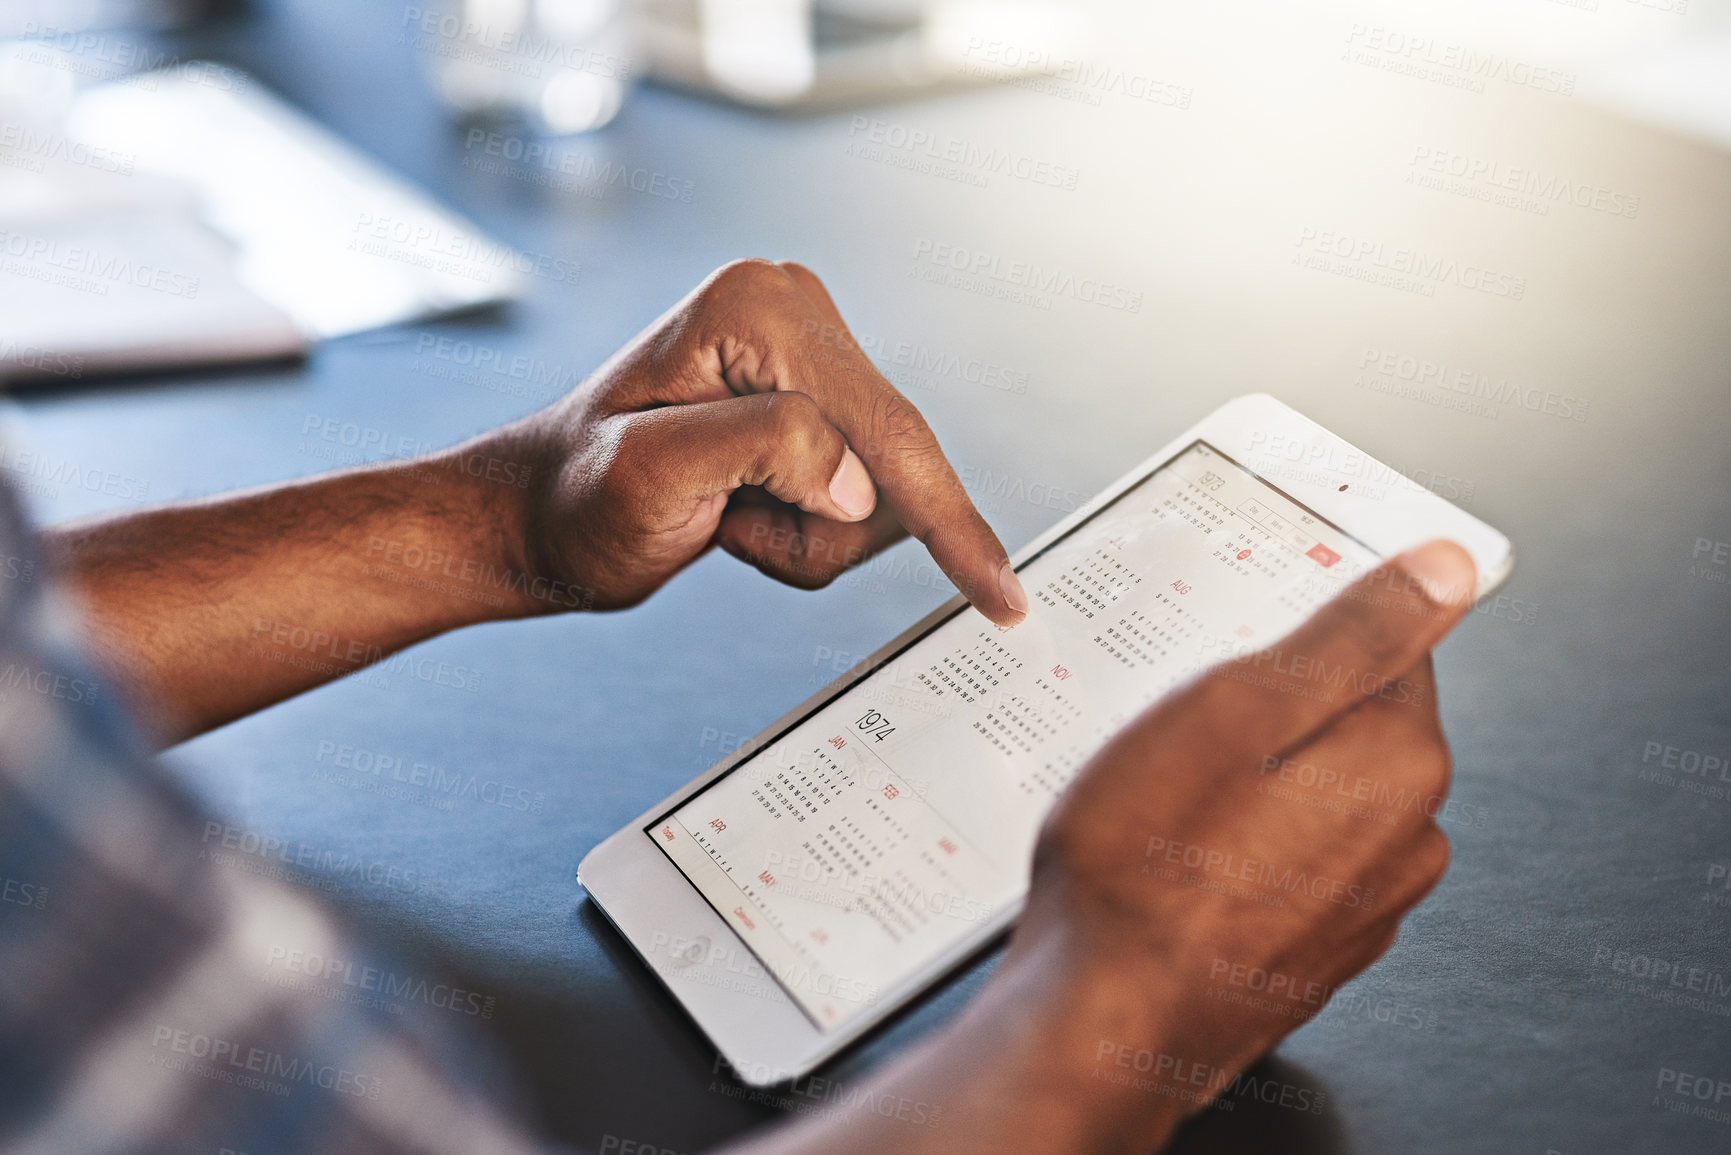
[578,394,1513,1086]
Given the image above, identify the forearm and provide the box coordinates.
[716,938,1190,1155]
[43,423,558,744]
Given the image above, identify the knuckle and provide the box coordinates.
[1418,827,1451,882]
[866,389,938,457]
[775,260,825,294]
[1388,745,1451,835]
[595,418,649,502]
[787,560,840,590]
[1413,737,1452,797]
[760,391,829,458]
[709,257,788,300]
[1430,748,1453,797]
[602,413,644,465]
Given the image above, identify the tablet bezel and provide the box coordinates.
[577,393,1514,1086]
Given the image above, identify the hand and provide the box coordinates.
[510,259,1028,622]
[43,259,1025,741]
[715,542,1481,1155]
[1001,539,1479,1145]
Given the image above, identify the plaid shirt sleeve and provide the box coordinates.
[0,487,570,1155]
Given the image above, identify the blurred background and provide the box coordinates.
[2,1,1729,1152]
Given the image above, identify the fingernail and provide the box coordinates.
[998,560,1029,618]
[829,448,876,519]
[1400,540,1476,607]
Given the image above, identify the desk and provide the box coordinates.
[8,1,1730,1151]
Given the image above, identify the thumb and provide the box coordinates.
[612,390,877,526]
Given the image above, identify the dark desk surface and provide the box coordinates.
[10,2,1731,1152]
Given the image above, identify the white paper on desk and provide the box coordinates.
[64,65,525,340]
[0,166,308,384]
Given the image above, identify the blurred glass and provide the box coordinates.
[427,0,634,135]
[630,0,1082,110]
[698,0,812,104]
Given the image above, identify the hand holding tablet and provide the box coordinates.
[717,541,1479,1155]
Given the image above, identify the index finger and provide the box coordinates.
[770,261,1028,625]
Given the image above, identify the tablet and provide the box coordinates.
[578,394,1513,1086]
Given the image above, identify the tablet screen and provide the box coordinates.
[649,440,1380,1030]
